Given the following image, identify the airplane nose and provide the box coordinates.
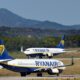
[24,51,30,54]
[24,51,26,54]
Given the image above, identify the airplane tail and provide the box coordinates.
[56,35,65,48]
[0,40,13,60]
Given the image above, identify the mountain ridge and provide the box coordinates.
[0,8,41,27]
[0,8,80,30]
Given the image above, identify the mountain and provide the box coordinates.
[0,8,80,30]
[33,21,67,29]
[0,8,41,27]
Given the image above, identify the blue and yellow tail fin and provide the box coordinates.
[56,35,65,48]
[0,40,13,60]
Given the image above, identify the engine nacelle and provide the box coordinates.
[43,53,53,57]
[43,52,47,55]
[48,68,59,75]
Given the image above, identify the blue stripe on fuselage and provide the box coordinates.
[0,63,36,73]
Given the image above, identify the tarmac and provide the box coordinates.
[0,75,80,80]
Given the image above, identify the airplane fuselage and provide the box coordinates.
[0,59,65,73]
[23,48,65,56]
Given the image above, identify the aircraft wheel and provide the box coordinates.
[56,73,59,76]
[39,56,42,59]
[48,56,52,58]
[37,72,42,77]
[26,55,29,58]
[20,72,26,77]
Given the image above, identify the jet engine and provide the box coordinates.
[47,68,59,75]
[43,52,53,57]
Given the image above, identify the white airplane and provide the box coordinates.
[0,40,74,77]
[21,36,66,58]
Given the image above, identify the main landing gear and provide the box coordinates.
[37,72,42,77]
[20,72,26,77]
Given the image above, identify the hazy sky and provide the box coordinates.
[0,0,80,25]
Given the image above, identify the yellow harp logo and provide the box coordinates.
[0,45,5,55]
[61,40,64,45]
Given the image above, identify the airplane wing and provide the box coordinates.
[34,57,74,72]
[0,59,12,69]
[65,49,79,53]
[0,59,12,62]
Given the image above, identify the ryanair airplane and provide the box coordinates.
[0,40,74,77]
[21,36,66,58]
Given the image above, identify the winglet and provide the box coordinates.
[21,46,24,53]
[71,56,74,65]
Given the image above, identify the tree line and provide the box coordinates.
[0,35,80,51]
